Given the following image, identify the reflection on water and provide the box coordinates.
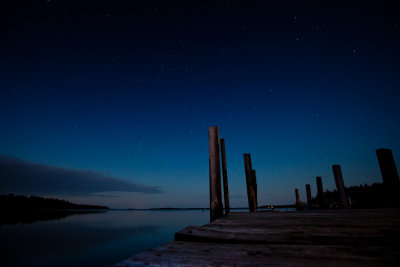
[1,210,106,225]
[0,210,209,266]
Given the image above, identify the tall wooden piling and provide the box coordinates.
[220,138,230,214]
[252,170,258,210]
[316,176,324,208]
[244,154,257,212]
[376,148,400,206]
[208,126,223,221]
[306,184,312,208]
[376,148,400,188]
[332,165,350,209]
[295,188,301,209]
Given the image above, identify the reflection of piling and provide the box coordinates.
[306,184,312,208]
[244,154,257,212]
[208,126,223,221]
[316,176,325,208]
[376,148,400,206]
[295,188,301,210]
[332,165,350,209]
[220,138,230,214]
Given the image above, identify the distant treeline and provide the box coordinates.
[0,194,109,211]
[0,194,108,225]
[315,182,394,209]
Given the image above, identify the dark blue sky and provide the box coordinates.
[1,0,399,208]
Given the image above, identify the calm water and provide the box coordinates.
[0,210,209,266]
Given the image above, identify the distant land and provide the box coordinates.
[136,182,394,211]
[128,206,295,211]
[0,194,109,210]
[127,207,208,211]
[0,194,108,225]
[1,181,391,225]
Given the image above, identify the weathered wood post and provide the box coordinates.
[252,169,258,210]
[244,154,257,212]
[316,176,324,208]
[332,165,350,209]
[376,148,400,187]
[208,126,223,221]
[220,138,230,214]
[376,148,400,206]
[306,184,312,208]
[295,188,301,210]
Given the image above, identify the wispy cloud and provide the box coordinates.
[0,155,163,195]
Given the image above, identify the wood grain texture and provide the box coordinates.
[332,165,350,209]
[244,154,257,212]
[208,126,223,221]
[116,242,399,266]
[116,210,400,266]
[220,138,230,214]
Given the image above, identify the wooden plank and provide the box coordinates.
[116,210,400,266]
[220,138,230,214]
[208,126,223,221]
[175,211,400,246]
[117,241,400,266]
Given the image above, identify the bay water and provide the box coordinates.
[0,209,209,266]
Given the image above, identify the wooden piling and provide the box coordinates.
[208,126,223,221]
[244,154,257,212]
[295,189,300,203]
[332,165,350,209]
[252,169,258,210]
[306,184,312,208]
[294,188,301,210]
[376,148,400,188]
[316,176,324,208]
[376,148,400,206]
[220,138,230,214]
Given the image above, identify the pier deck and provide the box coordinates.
[115,209,400,266]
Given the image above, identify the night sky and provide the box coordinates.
[1,0,399,208]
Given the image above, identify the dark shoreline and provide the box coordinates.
[1,209,107,225]
[125,205,295,211]
[0,194,109,225]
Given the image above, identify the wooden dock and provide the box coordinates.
[115,209,400,266]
